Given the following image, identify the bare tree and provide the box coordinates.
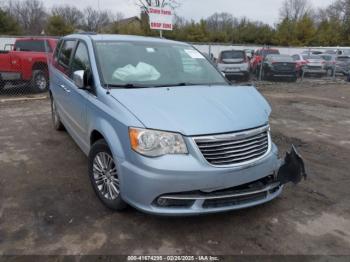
[206,13,236,32]
[137,0,182,12]
[51,5,84,28]
[114,12,125,22]
[325,0,350,22]
[83,7,114,32]
[4,0,47,35]
[280,0,312,21]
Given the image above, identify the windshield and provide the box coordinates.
[320,55,332,61]
[262,49,279,56]
[302,55,321,60]
[267,55,293,62]
[221,51,245,59]
[94,41,228,88]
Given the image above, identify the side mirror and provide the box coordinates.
[73,70,87,89]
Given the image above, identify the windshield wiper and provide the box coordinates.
[105,83,151,89]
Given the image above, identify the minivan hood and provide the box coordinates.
[110,86,271,136]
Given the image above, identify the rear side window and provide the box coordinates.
[14,40,51,52]
[220,51,245,59]
[302,55,320,60]
[53,40,63,62]
[58,40,76,68]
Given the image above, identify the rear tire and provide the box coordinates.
[31,70,49,93]
[242,73,250,82]
[327,69,333,77]
[261,69,266,81]
[88,139,127,211]
[0,82,5,92]
[290,76,298,82]
[51,96,65,131]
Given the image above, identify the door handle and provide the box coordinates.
[59,84,71,93]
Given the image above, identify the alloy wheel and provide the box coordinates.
[93,152,120,200]
[35,74,47,91]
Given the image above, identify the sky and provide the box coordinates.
[42,0,334,25]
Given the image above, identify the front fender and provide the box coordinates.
[90,118,127,162]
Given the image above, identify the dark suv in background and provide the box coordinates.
[260,54,297,82]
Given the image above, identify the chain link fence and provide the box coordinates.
[193,43,350,85]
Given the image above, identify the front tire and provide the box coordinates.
[88,139,127,211]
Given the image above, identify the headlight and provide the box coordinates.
[129,128,188,157]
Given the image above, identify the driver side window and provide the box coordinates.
[70,42,94,90]
[71,42,90,74]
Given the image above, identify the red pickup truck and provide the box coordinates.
[0,38,57,93]
[250,48,280,74]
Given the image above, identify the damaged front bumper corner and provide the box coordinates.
[277,145,307,185]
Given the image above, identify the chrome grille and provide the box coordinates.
[194,125,270,166]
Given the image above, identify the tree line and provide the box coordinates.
[1,0,350,46]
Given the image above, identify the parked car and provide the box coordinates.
[291,54,307,74]
[0,37,57,92]
[301,50,323,55]
[216,50,250,81]
[50,34,306,215]
[250,48,280,73]
[244,49,255,60]
[324,49,350,56]
[260,54,297,82]
[335,56,350,76]
[292,54,327,77]
[319,54,337,76]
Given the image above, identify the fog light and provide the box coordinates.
[155,197,195,208]
[157,198,169,206]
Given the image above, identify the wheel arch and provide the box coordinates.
[90,130,105,146]
[32,61,48,72]
[89,121,126,161]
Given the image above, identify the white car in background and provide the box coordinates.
[216,50,250,81]
[292,54,327,76]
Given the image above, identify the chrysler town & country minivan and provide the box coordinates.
[49,34,306,215]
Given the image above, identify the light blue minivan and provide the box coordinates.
[49,34,306,215]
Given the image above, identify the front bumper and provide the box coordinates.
[119,143,283,215]
[224,71,249,77]
[303,68,327,75]
[267,69,297,77]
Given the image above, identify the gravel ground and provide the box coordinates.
[0,81,349,256]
